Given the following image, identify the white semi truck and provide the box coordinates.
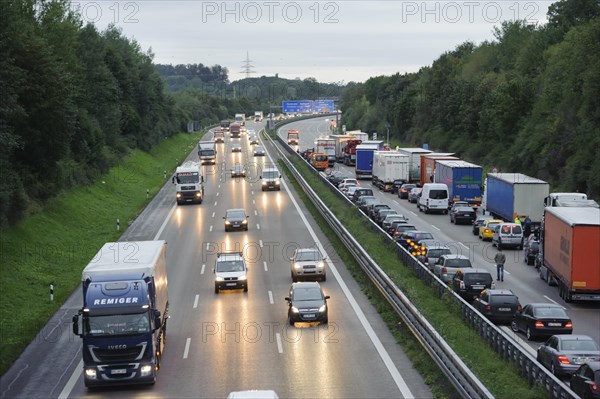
[198,141,217,165]
[172,161,204,205]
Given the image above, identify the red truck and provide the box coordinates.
[420,153,458,186]
[540,206,600,302]
[343,140,362,166]
[287,129,299,145]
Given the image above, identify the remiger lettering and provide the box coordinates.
[93,297,139,305]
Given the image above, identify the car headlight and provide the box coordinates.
[291,306,299,313]
[319,305,327,313]
[317,262,325,269]
[195,192,201,197]
[215,276,225,282]
[238,275,247,280]
[262,181,267,185]
[242,219,247,224]
[140,364,153,376]
[225,221,231,225]
[294,263,302,270]
[275,180,280,185]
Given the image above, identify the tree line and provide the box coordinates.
[339,0,600,198]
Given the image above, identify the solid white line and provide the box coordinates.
[57,360,83,399]
[459,242,469,250]
[276,333,283,353]
[183,338,191,359]
[257,224,260,230]
[201,264,206,275]
[409,211,417,216]
[544,295,566,308]
[431,225,440,231]
[263,261,268,271]
[268,290,274,304]
[193,294,199,308]
[154,204,177,240]
[209,225,213,232]
[265,137,414,398]
[393,200,400,205]
[211,212,215,218]
[259,240,263,248]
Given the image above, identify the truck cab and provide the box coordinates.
[287,130,299,145]
[213,129,225,143]
[172,161,204,204]
[198,141,217,164]
[230,123,241,138]
[234,113,245,126]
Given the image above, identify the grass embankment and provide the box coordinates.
[0,132,203,375]
[279,155,546,399]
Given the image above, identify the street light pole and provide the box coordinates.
[384,122,391,147]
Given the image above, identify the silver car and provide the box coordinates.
[433,254,472,283]
[290,248,326,282]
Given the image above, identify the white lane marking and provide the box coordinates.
[183,338,191,359]
[201,264,206,274]
[57,360,83,399]
[276,333,283,354]
[268,290,274,304]
[431,225,440,231]
[206,242,210,251]
[544,295,565,308]
[209,225,213,232]
[263,261,268,271]
[216,192,220,197]
[393,200,400,205]
[257,224,261,230]
[214,201,218,206]
[259,240,263,248]
[265,138,415,398]
[154,203,178,240]
[253,199,255,204]
[459,243,469,250]
[409,211,417,216]
[193,295,199,308]
[218,184,221,189]
[251,191,254,195]
[254,210,258,216]
[211,212,215,218]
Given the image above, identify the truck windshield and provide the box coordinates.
[315,155,327,161]
[199,150,215,156]
[84,312,150,336]
[289,134,298,139]
[175,173,199,184]
[263,171,279,179]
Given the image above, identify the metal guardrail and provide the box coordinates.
[264,123,579,399]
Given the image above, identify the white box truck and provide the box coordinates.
[396,148,433,183]
[198,141,217,165]
[315,137,336,166]
[372,151,410,191]
[172,161,204,204]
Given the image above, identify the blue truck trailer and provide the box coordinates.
[485,173,549,222]
[355,141,384,179]
[433,160,483,208]
[72,240,169,388]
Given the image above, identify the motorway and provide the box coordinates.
[279,117,600,357]
[0,120,431,398]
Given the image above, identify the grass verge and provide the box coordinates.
[0,131,203,375]
[280,155,546,399]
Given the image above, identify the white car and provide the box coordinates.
[290,248,326,282]
[214,252,248,293]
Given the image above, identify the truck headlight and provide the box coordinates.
[195,192,201,197]
[291,306,299,313]
[85,368,97,379]
[176,193,181,198]
[262,181,267,185]
[319,305,327,313]
[216,276,225,282]
[275,180,280,185]
[140,365,153,376]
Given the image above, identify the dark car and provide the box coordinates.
[450,206,477,225]
[356,195,375,208]
[398,183,417,199]
[452,268,494,300]
[416,242,452,269]
[473,289,521,324]
[570,361,600,398]
[231,143,242,153]
[223,208,249,231]
[253,146,266,156]
[285,282,329,325]
[390,180,406,195]
[367,203,390,219]
[393,224,418,240]
[408,187,422,203]
[397,230,435,249]
[472,214,494,235]
[382,215,409,234]
[537,335,600,377]
[523,239,540,265]
[374,209,397,225]
[327,171,345,186]
[359,197,380,213]
[352,188,374,203]
[230,164,246,178]
[511,303,573,341]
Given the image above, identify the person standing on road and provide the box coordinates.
[495,248,506,281]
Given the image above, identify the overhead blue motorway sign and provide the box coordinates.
[282,101,313,113]
[314,100,335,113]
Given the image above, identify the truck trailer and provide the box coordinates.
[198,141,217,164]
[485,173,549,223]
[396,148,433,183]
[330,135,353,162]
[234,113,245,126]
[172,161,204,205]
[354,142,384,179]
[420,153,458,186]
[433,160,483,208]
[315,137,336,166]
[540,207,600,302]
[72,240,169,387]
[372,151,410,191]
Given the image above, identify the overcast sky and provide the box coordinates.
[72,1,553,83]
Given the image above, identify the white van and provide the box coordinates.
[418,183,449,214]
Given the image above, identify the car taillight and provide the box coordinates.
[517,304,522,312]
[484,304,491,312]
[395,232,399,236]
[441,267,447,273]
[557,355,570,365]
[565,321,573,328]
[535,320,544,328]
[591,381,600,393]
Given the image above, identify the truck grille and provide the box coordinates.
[181,185,195,190]
[89,344,145,363]
[224,277,238,281]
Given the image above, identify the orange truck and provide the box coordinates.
[420,153,458,186]
[540,206,600,302]
[309,152,329,171]
[287,129,299,145]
